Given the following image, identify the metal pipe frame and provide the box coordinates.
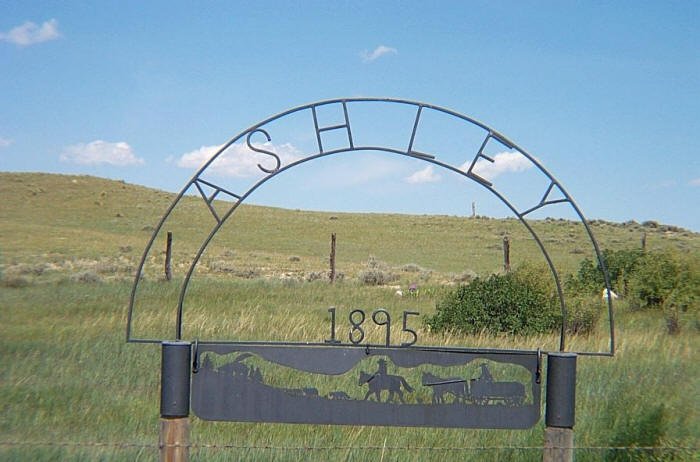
[126,97,614,357]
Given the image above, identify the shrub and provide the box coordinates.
[358,256,398,286]
[660,256,699,333]
[1,275,30,288]
[401,263,424,273]
[305,271,326,282]
[358,268,398,286]
[565,295,602,335]
[95,262,120,274]
[10,263,49,276]
[568,248,643,296]
[418,270,433,282]
[71,271,102,283]
[664,307,680,335]
[512,261,556,296]
[627,252,678,309]
[569,248,699,334]
[450,269,477,284]
[233,268,260,279]
[426,267,560,336]
[208,260,237,273]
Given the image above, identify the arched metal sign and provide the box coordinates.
[127,98,614,429]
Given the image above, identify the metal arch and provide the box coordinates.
[127,97,614,356]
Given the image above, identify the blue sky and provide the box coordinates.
[1,1,699,230]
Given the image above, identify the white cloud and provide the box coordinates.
[60,140,144,166]
[690,178,700,187]
[0,137,12,148]
[360,45,397,62]
[405,165,441,184]
[308,156,402,190]
[176,141,303,177]
[461,151,532,181]
[0,19,61,46]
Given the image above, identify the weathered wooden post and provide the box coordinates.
[165,231,173,281]
[641,232,646,252]
[503,236,511,273]
[329,233,336,283]
[544,353,577,462]
[160,341,191,462]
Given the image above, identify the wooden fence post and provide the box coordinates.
[641,232,647,252]
[503,236,511,273]
[160,418,189,462]
[329,233,336,283]
[165,231,173,281]
[160,341,191,462]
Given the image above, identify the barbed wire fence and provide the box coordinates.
[1,441,697,456]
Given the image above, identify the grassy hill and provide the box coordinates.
[1,172,698,460]
[2,172,698,285]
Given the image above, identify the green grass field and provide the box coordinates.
[1,172,698,460]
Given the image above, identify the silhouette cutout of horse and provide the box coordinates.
[358,371,413,403]
[421,372,467,404]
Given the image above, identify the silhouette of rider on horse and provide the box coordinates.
[359,358,413,403]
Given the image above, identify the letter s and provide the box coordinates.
[246,129,281,174]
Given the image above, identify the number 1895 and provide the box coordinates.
[324,308,419,347]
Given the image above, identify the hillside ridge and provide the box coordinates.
[2,171,695,232]
[1,172,698,284]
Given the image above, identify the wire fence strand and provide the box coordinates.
[0,441,697,454]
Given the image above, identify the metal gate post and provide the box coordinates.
[544,353,577,462]
[159,341,191,462]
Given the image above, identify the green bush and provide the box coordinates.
[565,295,602,335]
[627,251,699,313]
[569,248,700,331]
[426,266,560,336]
[512,261,556,296]
[568,248,643,296]
[627,251,678,309]
[663,269,700,335]
[628,251,700,334]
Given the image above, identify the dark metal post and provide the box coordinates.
[160,341,191,462]
[544,353,577,462]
